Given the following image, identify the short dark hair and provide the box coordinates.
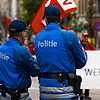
[46,16,61,24]
[9,32,21,38]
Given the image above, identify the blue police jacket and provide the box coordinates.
[35,23,87,74]
[0,38,37,88]
[35,23,87,100]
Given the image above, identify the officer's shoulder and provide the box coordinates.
[61,29,77,39]
[14,45,31,61]
[14,45,29,55]
[36,29,45,38]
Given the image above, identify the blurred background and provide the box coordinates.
[0,0,100,49]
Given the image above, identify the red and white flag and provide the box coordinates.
[31,0,77,35]
[49,0,77,19]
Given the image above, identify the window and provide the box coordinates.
[86,0,88,8]
[78,0,81,14]
[98,0,100,14]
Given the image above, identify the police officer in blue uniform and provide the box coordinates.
[0,20,37,100]
[35,5,87,100]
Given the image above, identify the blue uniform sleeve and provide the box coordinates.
[16,46,38,77]
[70,37,87,69]
[62,30,87,69]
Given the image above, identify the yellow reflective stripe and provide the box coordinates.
[82,47,87,60]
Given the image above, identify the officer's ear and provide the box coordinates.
[20,31,23,37]
[60,16,61,22]
[21,31,25,36]
[45,17,48,25]
[21,31,26,38]
[58,16,61,24]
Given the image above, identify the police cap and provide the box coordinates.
[44,5,61,17]
[8,20,29,33]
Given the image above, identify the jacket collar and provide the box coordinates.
[6,38,23,46]
[45,23,61,30]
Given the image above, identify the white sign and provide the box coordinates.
[77,51,100,89]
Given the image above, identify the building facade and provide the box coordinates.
[0,0,19,42]
[0,0,7,42]
[77,0,100,22]
[76,0,100,48]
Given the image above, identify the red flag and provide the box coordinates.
[31,0,77,35]
[30,0,48,34]
[4,16,12,32]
